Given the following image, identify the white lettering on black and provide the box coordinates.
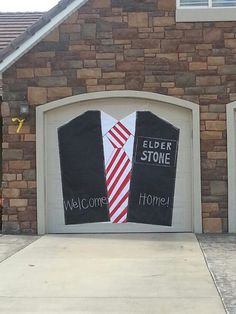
[64,196,108,211]
[140,150,171,165]
[136,136,176,167]
[138,193,170,208]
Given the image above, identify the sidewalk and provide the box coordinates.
[198,234,236,314]
[0,233,226,313]
[0,234,39,262]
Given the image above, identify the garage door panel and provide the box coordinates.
[47,173,191,229]
[47,217,192,233]
[45,97,193,233]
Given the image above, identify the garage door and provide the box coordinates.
[43,95,194,233]
[226,102,236,233]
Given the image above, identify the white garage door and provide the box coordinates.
[43,96,193,233]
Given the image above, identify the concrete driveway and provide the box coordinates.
[0,234,225,313]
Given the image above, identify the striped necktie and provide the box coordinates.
[105,122,132,223]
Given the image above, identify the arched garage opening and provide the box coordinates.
[36,91,201,234]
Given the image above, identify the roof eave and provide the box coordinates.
[0,0,87,73]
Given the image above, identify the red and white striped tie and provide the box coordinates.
[105,122,132,223]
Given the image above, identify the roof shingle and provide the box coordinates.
[0,12,44,50]
[0,0,80,67]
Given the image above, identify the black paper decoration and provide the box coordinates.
[58,110,179,226]
[58,111,109,224]
[127,111,179,226]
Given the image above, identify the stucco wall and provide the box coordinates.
[1,0,234,233]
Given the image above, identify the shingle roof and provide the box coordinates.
[0,12,44,50]
[0,12,44,95]
[0,0,78,67]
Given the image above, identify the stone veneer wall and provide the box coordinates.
[1,0,235,234]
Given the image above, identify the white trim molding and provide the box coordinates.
[227,101,236,233]
[0,0,88,73]
[0,73,2,96]
[36,91,202,235]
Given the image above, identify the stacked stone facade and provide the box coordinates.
[1,0,235,233]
